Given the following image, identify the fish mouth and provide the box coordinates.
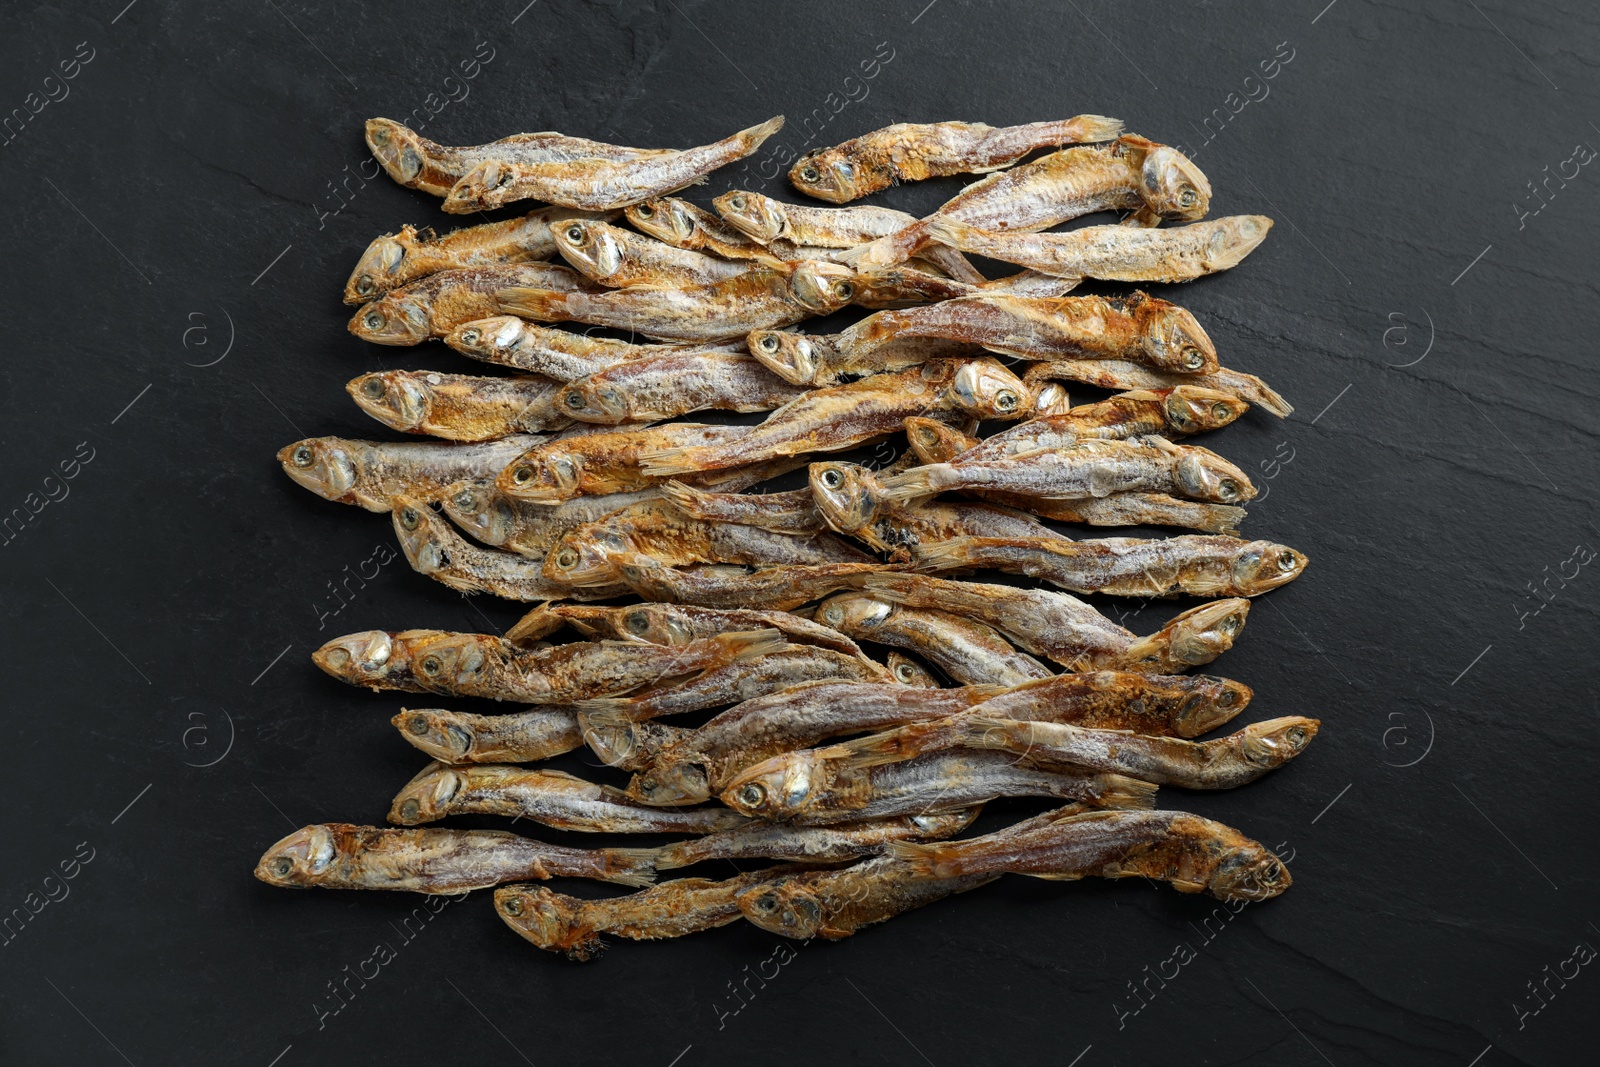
[1165,599,1250,665]
[1236,544,1307,594]
[349,373,429,432]
[349,298,431,346]
[394,710,474,762]
[494,885,576,951]
[628,764,710,806]
[344,235,408,304]
[817,592,892,634]
[253,825,335,886]
[1210,851,1291,901]
[808,463,872,532]
[365,119,423,183]
[388,763,462,825]
[392,498,441,571]
[738,883,824,937]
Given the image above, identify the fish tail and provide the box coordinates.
[835,220,929,271]
[495,286,567,322]
[908,537,976,573]
[597,847,659,888]
[506,602,565,645]
[1062,114,1124,142]
[740,115,786,148]
[714,628,789,664]
[876,466,940,505]
[950,714,1026,752]
[636,446,705,478]
[657,480,711,518]
[916,243,986,284]
[923,218,977,254]
[885,840,956,879]
[838,728,935,769]
[1097,774,1159,811]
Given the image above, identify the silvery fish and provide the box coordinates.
[393,706,586,765]
[656,812,981,870]
[1024,359,1292,418]
[347,370,570,441]
[815,591,1055,688]
[444,316,740,381]
[349,264,599,346]
[440,482,657,556]
[279,435,547,511]
[551,218,753,288]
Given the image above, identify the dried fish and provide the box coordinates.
[445,316,739,380]
[746,328,978,386]
[344,208,615,304]
[957,388,1250,455]
[349,264,598,346]
[497,259,858,342]
[912,535,1308,598]
[312,629,431,692]
[788,116,1125,202]
[388,763,749,834]
[889,808,1291,901]
[611,554,892,612]
[656,811,980,870]
[440,482,657,556]
[391,496,629,600]
[440,116,785,212]
[495,869,787,960]
[637,361,1031,477]
[254,824,655,892]
[1024,359,1292,418]
[556,351,805,425]
[925,215,1273,284]
[966,670,1250,738]
[494,424,750,503]
[365,118,668,198]
[542,602,870,661]
[658,482,826,535]
[625,197,788,263]
[839,134,1211,270]
[816,591,1055,688]
[552,218,753,288]
[279,434,547,512]
[862,574,1251,673]
[393,706,585,764]
[886,653,940,688]
[721,748,1156,824]
[348,370,570,441]
[737,854,997,940]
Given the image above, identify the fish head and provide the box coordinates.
[1175,676,1253,736]
[1204,216,1274,271]
[1162,386,1249,435]
[313,630,405,687]
[815,592,894,638]
[1032,381,1073,417]
[1173,446,1256,504]
[789,149,860,203]
[1207,844,1292,902]
[394,709,477,762]
[630,761,712,806]
[1238,716,1319,770]
[364,119,427,185]
[1230,541,1309,596]
[625,198,696,245]
[440,481,515,547]
[552,219,624,281]
[345,229,413,303]
[1139,144,1212,221]
[410,632,532,696]
[446,315,527,363]
[809,461,884,534]
[494,885,599,958]
[748,329,823,385]
[349,294,432,345]
[721,750,829,818]
[392,497,449,573]
[387,762,465,825]
[714,190,786,242]
[902,416,973,463]
[558,380,630,423]
[542,531,624,587]
[949,359,1031,419]
[498,448,583,503]
[254,824,338,887]
[614,604,697,646]
[738,878,826,938]
[443,159,516,213]
[790,261,859,313]
[348,371,430,432]
[279,437,360,502]
[1163,598,1250,666]
[1141,301,1218,374]
[887,652,938,688]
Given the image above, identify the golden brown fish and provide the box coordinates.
[815,591,1055,688]
[625,197,788,263]
[736,854,998,940]
[347,370,569,441]
[393,706,586,765]
[494,424,751,503]
[349,264,599,346]
[968,670,1251,738]
[439,482,658,556]
[611,554,894,612]
[551,218,753,288]
[556,350,805,425]
[279,435,548,511]
[1024,359,1292,418]
[657,482,826,535]
[540,602,872,662]
[656,812,980,870]
[444,315,739,380]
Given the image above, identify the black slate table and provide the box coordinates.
[2,2,1595,1064]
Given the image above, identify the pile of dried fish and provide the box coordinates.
[258,112,1311,959]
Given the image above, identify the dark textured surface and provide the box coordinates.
[2,2,1596,1064]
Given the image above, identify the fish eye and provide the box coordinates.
[399,798,421,821]
[895,663,915,682]
[823,605,843,625]
[621,564,641,580]
[372,127,391,146]
[1181,349,1205,370]
[820,468,844,489]
[1277,554,1297,572]
[291,446,315,468]
[272,856,293,876]
[1217,687,1238,707]
[407,714,431,735]
[565,225,585,243]
[730,195,746,210]
[565,392,586,409]
[459,328,481,346]
[1218,479,1240,501]
[356,275,374,295]
[399,506,420,530]
[834,281,854,300]
[624,610,651,635]
[554,548,579,570]
[1212,403,1233,419]
[324,647,351,669]
[757,334,779,353]
[360,377,386,399]
[1179,187,1198,207]
[420,654,442,675]
[635,204,654,219]
[751,892,779,914]
[737,782,766,808]
[995,390,1019,412]
[799,166,820,183]
[1286,727,1307,746]
[511,466,534,485]
[363,311,384,331]
[1219,614,1242,637]
[502,895,524,916]
[453,490,476,510]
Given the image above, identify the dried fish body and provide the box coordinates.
[440,116,785,212]
[960,388,1249,456]
[912,535,1308,598]
[393,707,585,764]
[611,554,893,612]
[349,263,599,346]
[364,118,668,197]
[746,328,980,386]
[658,482,826,535]
[312,629,434,692]
[280,434,548,511]
[925,216,1273,284]
[496,260,858,342]
[722,748,1156,824]
[495,869,786,960]
[889,808,1291,901]
[788,116,1125,201]
[444,316,739,380]
[541,602,867,662]
[344,208,616,304]
[625,197,788,262]
[839,135,1212,270]
[656,811,980,870]
[862,574,1251,673]
[880,435,1257,505]
[1024,359,1292,418]
[348,370,571,441]
[495,424,751,503]
[556,351,806,425]
[388,762,749,834]
[815,592,1054,688]
[965,670,1251,738]
[254,824,655,892]
[390,497,630,601]
[737,854,998,940]
[440,482,657,556]
[637,361,1031,477]
[614,680,1008,805]
[552,218,753,288]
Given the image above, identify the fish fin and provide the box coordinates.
[1099,774,1159,811]
[650,841,691,871]
[1066,114,1124,142]
[909,537,980,573]
[922,218,974,252]
[714,628,790,664]
[495,286,564,321]
[657,479,710,517]
[884,840,948,879]
[1026,871,1091,882]
[506,602,566,645]
[742,115,786,145]
[876,467,939,505]
[598,847,659,888]
[636,447,703,478]
[833,730,930,769]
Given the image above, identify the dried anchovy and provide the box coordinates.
[440,482,658,556]
[551,218,754,288]
[657,482,827,535]
[611,554,894,612]
[555,351,805,425]
[444,316,740,381]
[737,854,998,940]
[494,424,751,503]
[349,263,599,346]
[968,670,1252,738]
[656,811,980,870]
[542,602,871,662]
[1024,359,1292,418]
[347,370,571,441]
[815,592,1055,688]
[279,434,548,512]
[392,706,586,764]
